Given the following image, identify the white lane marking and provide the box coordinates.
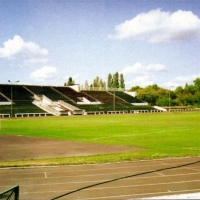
[3,170,200,182]
[84,191,200,199]
[139,192,200,200]
[155,172,165,176]
[0,162,174,173]
[20,189,200,199]
[186,167,200,172]
[16,179,200,190]
[81,179,200,191]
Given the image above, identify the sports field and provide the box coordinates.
[0,111,200,167]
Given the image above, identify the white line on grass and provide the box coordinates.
[91,128,193,141]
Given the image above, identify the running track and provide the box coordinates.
[0,157,200,199]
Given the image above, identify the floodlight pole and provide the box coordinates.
[113,88,115,111]
[0,108,1,131]
[198,85,200,106]
[111,79,115,111]
[168,86,174,111]
[8,80,19,117]
[0,88,2,131]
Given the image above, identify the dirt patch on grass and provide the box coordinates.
[0,135,141,161]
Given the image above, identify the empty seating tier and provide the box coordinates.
[54,87,97,103]
[110,91,144,103]
[83,91,125,104]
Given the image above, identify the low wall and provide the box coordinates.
[0,102,11,105]
[107,110,128,114]
[169,108,200,112]
[0,114,10,118]
[15,113,52,117]
[86,111,105,115]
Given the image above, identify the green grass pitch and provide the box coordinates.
[0,112,200,166]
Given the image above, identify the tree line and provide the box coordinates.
[65,72,125,89]
[64,75,200,107]
[129,78,200,107]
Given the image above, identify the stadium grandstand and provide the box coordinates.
[0,84,155,117]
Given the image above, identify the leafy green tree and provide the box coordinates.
[133,84,175,106]
[194,78,200,92]
[91,76,106,88]
[129,86,142,92]
[120,73,125,89]
[193,78,200,106]
[112,72,119,88]
[156,97,169,106]
[84,80,89,90]
[99,79,106,88]
[65,77,75,86]
[137,86,158,105]
[151,84,159,90]
[184,83,196,94]
[175,86,183,95]
[107,73,113,88]
[129,77,200,106]
[93,76,100,87]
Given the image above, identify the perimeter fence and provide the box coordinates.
[0,185,19,200]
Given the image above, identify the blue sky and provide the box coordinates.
[1,0,200,89]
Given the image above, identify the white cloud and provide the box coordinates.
[146,64,166,71]
[134,75,153,86]
[72,73,79,81]
[0,35,48,62]
[162,73,200,88]
[30,66,57,82]
[121,62,143,75]
[109,9,200,43]
[175,74,200,84]
[121,62,166,75]
[121,62,166,87]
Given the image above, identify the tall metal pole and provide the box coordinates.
[0,87,1,130]
[8,80,19,117]
[8,80,12,117]
[0,107,1,131]
[169,89,170,108]
[111,78,115,111]
[198,85,200,107]
[168,86,174,111]
[113,89,115,111]
[11,84,13,117]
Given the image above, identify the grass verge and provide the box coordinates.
[1,112,200,167]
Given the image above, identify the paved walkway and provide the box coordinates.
[0,157,200,200]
